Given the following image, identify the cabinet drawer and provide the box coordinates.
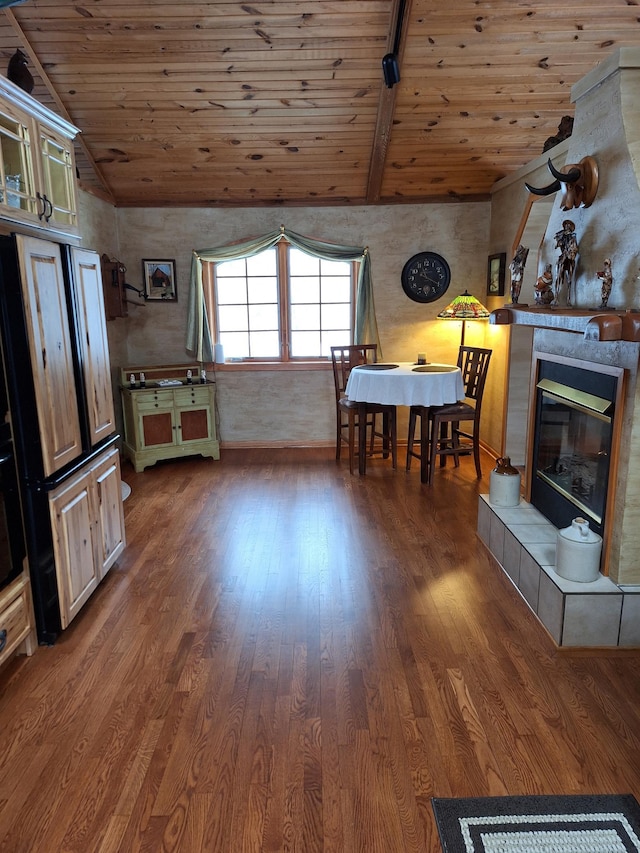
[0,589,30,664]
[135,390,174,411]
[174,386,210,406]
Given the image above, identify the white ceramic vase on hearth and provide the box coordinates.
[489,457,521,507]
[555,517,602,583]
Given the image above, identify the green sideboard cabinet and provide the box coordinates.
[120,364,220,472]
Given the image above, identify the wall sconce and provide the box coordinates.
[437,290,490,347]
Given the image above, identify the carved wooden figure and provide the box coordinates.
[509,244,529,304]
[535,264,554,305]
[553,220,579,306]
[597,258,613,309]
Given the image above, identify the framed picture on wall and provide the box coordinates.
[142,259,177,301]
[487,252,506,296]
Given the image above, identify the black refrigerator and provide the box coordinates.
[0,232,121,643]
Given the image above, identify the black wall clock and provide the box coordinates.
[401,252,451,303]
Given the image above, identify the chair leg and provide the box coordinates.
[369,413,376,455]
[336,415,342,462]
[382,412,390,458]
[390,408,397,469]
[451,420,461,468]
[428,416,439,484]
[439,421,448,469]
[406,408,416,471]
[420,407,429,483]
[358,403,367,475]
[347,414,355,475]
[473,423,482,478]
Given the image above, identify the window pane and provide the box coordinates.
[220,331,249,358]
[289,248,319,275]
[249,303,279,331]
[217,277,247,304]
[320,258,350,274]
[291,331,321,358]
[321,331,351,356]
[247,249,276,275]
[247,276,278,303]
[217,257,247,277]
[249,331,280,357]
[290,276,320,304]
[321,276,351,302]
[291,304,320,331]
[321,303,350,330]
[218,304,248,331]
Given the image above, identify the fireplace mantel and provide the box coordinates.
[491,306,640,342]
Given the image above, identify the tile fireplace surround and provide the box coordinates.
[477,495,640,647]
[481,318,640,647]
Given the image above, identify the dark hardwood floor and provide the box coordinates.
[1,448,639,852]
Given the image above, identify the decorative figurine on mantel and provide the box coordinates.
[534,264,554,305]
[597,258,614,309]
[509,244,530,305]
[553,219,579,306]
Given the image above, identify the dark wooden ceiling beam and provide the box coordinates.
[366,0,412,204]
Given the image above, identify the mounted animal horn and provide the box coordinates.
[525,155,599,210]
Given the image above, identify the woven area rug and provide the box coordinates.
[432,794,640,852]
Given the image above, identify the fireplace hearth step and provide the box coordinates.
[477,495,640,647]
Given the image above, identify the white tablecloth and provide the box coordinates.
[345,362,463,406]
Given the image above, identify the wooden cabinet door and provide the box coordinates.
[49,469,98,629]
[177,405,211,444]
[174,386,215,446]
[70,247,116,446]
[35,123,78,233]
[0,99,39,221]
[139,409,175,448]
[92,446,125,577]
[17,235,82,476]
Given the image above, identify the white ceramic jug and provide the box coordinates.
[555,517,602,583]
[489,457,521,507]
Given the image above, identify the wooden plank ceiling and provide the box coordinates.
[1,0,639,208]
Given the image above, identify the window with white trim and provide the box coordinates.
[205,240,357,362]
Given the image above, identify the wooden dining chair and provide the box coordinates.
[330,345,397,474]
[427,345,492,484]
[406,346,492,484]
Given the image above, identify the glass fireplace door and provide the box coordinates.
[534,378,613,530]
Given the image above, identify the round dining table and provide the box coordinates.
[344,361,464,475]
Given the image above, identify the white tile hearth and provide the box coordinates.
[477,495,639,647]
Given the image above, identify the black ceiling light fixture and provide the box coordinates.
[382,0,406,88]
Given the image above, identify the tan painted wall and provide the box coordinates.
[78,198,492,447]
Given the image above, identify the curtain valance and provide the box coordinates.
[185,227,381,362]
